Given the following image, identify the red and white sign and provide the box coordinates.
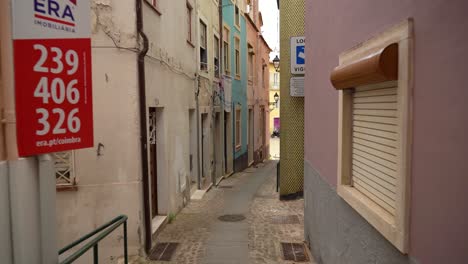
[12,0,93,156]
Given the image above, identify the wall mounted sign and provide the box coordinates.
[290,36,305,74]
[290,77,304,97]
[12,0,93,156]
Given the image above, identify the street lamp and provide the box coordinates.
[269,92,280,111]
[273,55,280,72]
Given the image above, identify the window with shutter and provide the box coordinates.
[332,19,413,253]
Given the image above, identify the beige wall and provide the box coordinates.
[196,0,223,184]
[143,0,197,213]
[56,1,143,262]
[56,0,199,262]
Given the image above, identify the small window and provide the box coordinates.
[54,151,75,186]
[273,72,279,88]
[214,36,220,78]
[248,44,254,81]
[235,107,241,149]
[200,20,208,71]
[186,3,193,43]
[234,37,240,77]
[235,5,240,28]
[223,26,230,74]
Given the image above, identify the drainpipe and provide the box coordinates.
[135,0,152,253]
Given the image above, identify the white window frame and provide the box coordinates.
[223,25,231,75]
[199,20,208,71]
[234,4,241,29]
[234,35,241,78]
[214,35,220,78]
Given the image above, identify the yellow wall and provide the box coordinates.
[269,63,280,134]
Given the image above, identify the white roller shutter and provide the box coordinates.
[351,81,399,216]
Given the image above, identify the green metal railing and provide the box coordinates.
[58,215,128,264]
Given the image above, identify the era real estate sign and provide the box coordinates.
[12,0,93,156]
[290,36,305,74]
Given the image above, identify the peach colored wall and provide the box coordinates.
[304,0,468,262]
[246,4,271,156]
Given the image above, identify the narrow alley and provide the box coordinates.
[1,0,468,263]
[128,161,313,264]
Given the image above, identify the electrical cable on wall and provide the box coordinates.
[92,30,196,81]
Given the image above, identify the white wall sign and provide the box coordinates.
[290,77,304,97]
[290,36,305,74]
[12,0,91,39]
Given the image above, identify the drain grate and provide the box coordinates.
[218,214,246,222]
[281,242,309,262]
[148,242,179,261]
[270,215,300,224]
[218,185,233,189]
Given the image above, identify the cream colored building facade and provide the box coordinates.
[54,0,198,261]
[196,0,226,188]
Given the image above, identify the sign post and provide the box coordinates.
[12,0,93,156]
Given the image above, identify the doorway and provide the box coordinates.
[148,107,158,218]
[189,109,197,192]
[214,112,222,184]
[248,108,254,166]
[201,113,209,187]
[260,106,266,161]
[224,111,233,174]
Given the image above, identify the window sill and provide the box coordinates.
[144,1,162,16]
[187,40,195,48]
[57,185,78,192]
[199,70,209,77]
[235,145,242,151]
[234,24,241,32]
[235,75,241,80]
[337,185,406,252]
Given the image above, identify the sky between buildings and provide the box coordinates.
[259,0,280,61]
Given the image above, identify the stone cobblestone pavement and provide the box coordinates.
[127,161,315,264]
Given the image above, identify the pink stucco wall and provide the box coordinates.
[304,0,468,262]
[246,4,271,157]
